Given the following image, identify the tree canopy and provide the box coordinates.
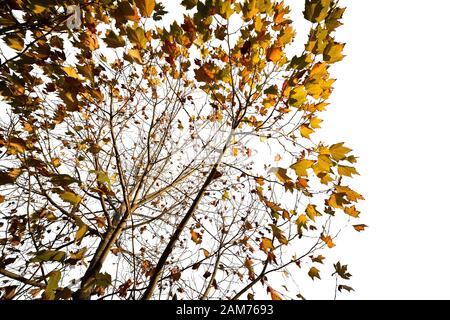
[0,0,364,300]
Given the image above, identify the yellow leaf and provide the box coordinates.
[328,193,346,209]
[255,177,265,185]
[300,125,314,139]
[0,168,22,185]
[270,224,288,245]
[222,190,230,200]
[296,214,308,231]
[290,159,314,177]
[305,204,321,221]
[336,186,364,202]
[290,86,307,106]
[324,42,345,63]
[308,267,321,280]
[202,248,210,257]
[60,191,81,206]
[51,158,61,167]
[337,165,358,177]
[344,205,360,218]
[267,46,282,63]
[5,137,27,154]
[135,0,155,17]
[329,142,352,161]
[317,172,333,185]
[4,34,24,51]
[260,237,275,253]
[125,49,144,64]
[75,223,88,242]
[62,66,81,79]
[310,117,322,129]
[313,155,333,174]
[243,0,258,20]
[232,147,238,157]
[309,62,328,79]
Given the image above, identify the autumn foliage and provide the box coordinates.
[0,0,364,300]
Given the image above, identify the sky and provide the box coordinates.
[300,0,450,299]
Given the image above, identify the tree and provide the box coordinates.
[0,0,364,300]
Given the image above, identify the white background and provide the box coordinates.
[297,0,450,299]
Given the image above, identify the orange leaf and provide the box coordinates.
[320,234,335,248]
[344,205,360,218]
[260,237,274,253]
[191,230,202,244]
[353,224,368,232]
[267,46,282,63]
[268,287,283,300]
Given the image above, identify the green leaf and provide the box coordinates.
[60,191,82,206]
[181,0,198,10]
[126,25,147,48]
[93,272,112,287]
[50,174,79,186]
[31,250,66,263]
[264,85,278,95]
[103,30,125,48]
[75,223,88,242]
[43,270,61,300]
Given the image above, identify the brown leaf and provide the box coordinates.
[171,267,181,281]
[310,254,325,264]
[308,267,321,280]
[353,224,368,232]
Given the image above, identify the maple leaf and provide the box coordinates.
[320,234,336,248]
[308,266,321,280]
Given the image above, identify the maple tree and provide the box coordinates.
[0,0,364,300]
